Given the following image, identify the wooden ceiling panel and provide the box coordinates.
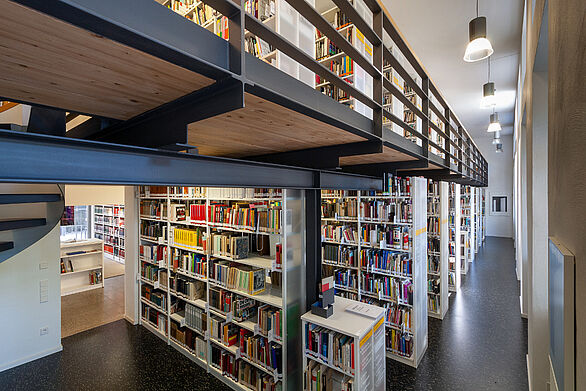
[0,0,213,120]
[187,93,366,157]
[339,146,417,166]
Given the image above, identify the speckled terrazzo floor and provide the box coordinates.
[386,237,529,391]
[0,237,526,390]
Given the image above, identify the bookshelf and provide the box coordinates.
[243,0,316,87]
[460,185,471,274]
[320,174,428,368]
[138,185,302,390]
[448,183,461,293]
[481,188,486,243]
[474,187,482,252]
[301,296,386,390]
[469,187,476,262]
[314,0,373,118]
[165,0,229,40]
[93,204,125,263]
[427,180,448,319]
[60,238,104,296]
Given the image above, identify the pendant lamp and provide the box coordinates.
[487,111,501,132]
[481,57,496,108]
[464,0,494,62]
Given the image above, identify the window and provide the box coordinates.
[60,205,90,241]
[490,194,510,216]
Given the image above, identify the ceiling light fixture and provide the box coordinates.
[464,0,494,62]
[492,130,501,144]
[481,57,496,108]
[496,143,503,153]
[487,111,501,132]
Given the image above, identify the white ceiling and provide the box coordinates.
[381,0,523,138]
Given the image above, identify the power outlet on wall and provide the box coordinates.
[40,327,48,336]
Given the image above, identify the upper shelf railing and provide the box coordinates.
[156,0,486,185]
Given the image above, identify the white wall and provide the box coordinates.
[476,134,514,238]
[64,185,125,206]
[0,225,61,371]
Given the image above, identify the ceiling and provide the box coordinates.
[381,0,524,138]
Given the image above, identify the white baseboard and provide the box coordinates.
[0,344,63,372]
[124,314,137,325]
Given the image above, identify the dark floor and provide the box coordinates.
[0,237,527,391]
[386,237,529,391]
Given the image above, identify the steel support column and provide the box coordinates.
[305,188,321,311]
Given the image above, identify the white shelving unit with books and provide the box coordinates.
[93,204,125,263]
[469,186,476,262]
[448,183,461,293]
[314,0,373,118]
[60,238,104,296]
[427,180,448,319]
[302,296,386,391]
[460,185,471,274]
[320,174,428,368]
[137,185,304,391]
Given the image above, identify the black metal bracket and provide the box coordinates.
[68,78,244,148]
[245,141,383,169]
[343,160,428,177]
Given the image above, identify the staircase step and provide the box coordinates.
[0,218,47,231]
[0,194,61,204]
[0,242,14,252]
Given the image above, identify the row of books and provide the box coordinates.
[211,346,238,381]
[322,244,356,267]
[304,359,354,391]
[428,255,440,274]
[141,264,164,283]
[239,360,281,390]
[170,275,205,301]
[315,39,340,61]
[333,269,357,290]
[244,0,275,21]
[323,58,353,77]
[240,332,282,374]
[359,225,410,250]
[359,199,412,223]
[211,233,249,259]
[428,237,440,253]
[385,302,412,331]
[170,320,207,359]
[186,302,207,332]
[140,244,168,264]
[89,270,102,285]
[386,328,413,358]
[170,186,206,198]
[321,224,356,244]
[140,221,167,241]
[257,304,282,340]
[211,317,239,346]
[359,249,412,276]
[304,323,355,374]
[208,187,282,200]
[427,216,440,233]
[140,200,167,219]
[142,306,167,334]
[210,260,266,296]
[171,249,207,277]
[245,36,273,59]
[428,279,440,295]
[321,199,357,218]
[209,288,257,322]
[171,226,206,251]
[141,285,167,310]
[60,259,75,273]
[317,83,351,102]
[209,202,282,233]
[95,224,124,237]
[360,274,413,305]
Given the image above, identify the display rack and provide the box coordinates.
[164,0,229,40]
[93,204,125,263]
[469,187,476,262]
[481,188,486,242]
[426,180,448,319]
[138,185,302,391]
[460,185,470,274]
[60,238,104,296]
[448,183,461,293]
[301,296,386,391]
[320,174,428,368]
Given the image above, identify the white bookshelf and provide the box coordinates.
[460,185,471,274]
[137,185,302,390]
[427,180,449,319]
[93,204,125,263]
[60,238,104,296]
[301,296,386,390]
[314,0,373,118]
[448,183,461,292]
[469,187,476,262]
[320,175,428,368]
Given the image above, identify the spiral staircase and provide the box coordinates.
[0,184,64,263]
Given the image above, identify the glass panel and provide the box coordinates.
[60,205,90,241]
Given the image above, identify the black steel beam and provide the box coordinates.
[0,129,381,190]
[246,141,383,169]
[13,0,233,80]
[383,47,427,100]
[343,160,427,177]
[74,79,244,148]
[381,128,426,159]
